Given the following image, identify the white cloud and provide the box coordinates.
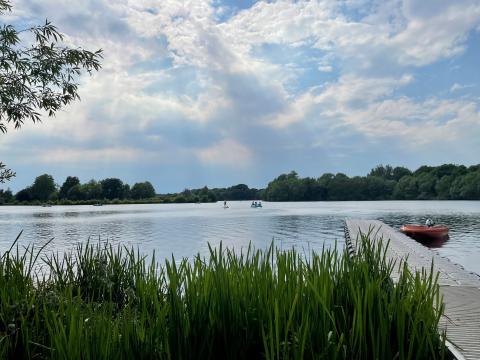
[451,83,463,92]
[318,64,333,72]
[35,147,147,164]
[221,0,480,70]
[265,92,317,128]
[3,0,480,185]
[266,73,480,150]
[267,74,413,127]
[450,83,475,93]
[196,138,253,167]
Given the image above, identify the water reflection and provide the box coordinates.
[33,212,55,219]
[403,234,449,249]
[0,201,479,274]
[64,212,81,218]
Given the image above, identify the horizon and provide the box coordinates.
[2,0,480,193]
[3,162,479,194]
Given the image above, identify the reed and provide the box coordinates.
[0,233,449,359]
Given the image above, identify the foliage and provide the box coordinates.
[0,0,102,182]
[3,163,480,205]
[7,175,159,204]
[0,162,14,183]
[369,165,411,182]
[393,176,418,200]
[29,174,56,201]
[59,176,80,199]
[264,164,480,201]
[0,235,449,359]
[0,187,12,203]
[15,187,31,202]
[131,181,156,199]
[160,184,259,204]
[101,178,126,200]
[212,184,260,201]
[82,179,103,200]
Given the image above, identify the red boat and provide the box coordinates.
[400,224,449,239]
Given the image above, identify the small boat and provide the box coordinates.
[400,224,449,239]
[251,202,263,208]
[93,203,103,207]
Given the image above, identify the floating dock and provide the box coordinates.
[345,219,480,360]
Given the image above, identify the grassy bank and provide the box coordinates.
[0,235,448,359]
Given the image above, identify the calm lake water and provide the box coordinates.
[0,201,479,274]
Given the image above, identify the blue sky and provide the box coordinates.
[1,0,480,192]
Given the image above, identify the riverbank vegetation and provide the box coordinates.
[0,235,448,359]
[0,177,259,205]
[0,175,158,205]
[264,164,480,201]
[1,163,479,205]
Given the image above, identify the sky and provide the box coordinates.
[1,0,480,192]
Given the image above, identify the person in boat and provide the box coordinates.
[425,218,435,227]
[224,200,227,207]
[251,201,255,206]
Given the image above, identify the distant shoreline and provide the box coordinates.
[2,164,479,204]
[1,198,479,207]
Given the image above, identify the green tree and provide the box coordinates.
[131,181,156,199]
[30,174,56,201]
[0,0,102,182]
[416,173,437,199]
[435,175,452,199]
[449,172,480,200]
[317,173,334,200]
[15,187,31,202]
[226,184,254,200]
[101,178,125,200]
[413,165,434,176]
[0,188,12,203]
[363,176,395,200]
[123,184,131,199]
[392,166,412,181]
[59,176,80,199]
[67,184,86,201]
[432,164,459,179]
[369,165,394,180]
[393,176,418,200]
[303,177,326,201]
[264,171,304,201]
[327,173,353,201]
[82,180,103,200]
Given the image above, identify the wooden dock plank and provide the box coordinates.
[345,219,480,360]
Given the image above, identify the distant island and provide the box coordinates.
[0,163,479,205]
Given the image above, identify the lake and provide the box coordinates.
[0,201,479,275]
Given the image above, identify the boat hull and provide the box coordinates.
[400,225,449,239]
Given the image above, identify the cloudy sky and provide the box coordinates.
[2,0,480,192]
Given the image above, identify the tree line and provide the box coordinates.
[165,184,261,204]
[0,175,156,205]
[1,164,479,205]
[263,164,480,201]
[0,175,262,205]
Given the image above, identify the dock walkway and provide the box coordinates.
[345,219,480,360]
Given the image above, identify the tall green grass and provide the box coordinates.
[0,233,449,359]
